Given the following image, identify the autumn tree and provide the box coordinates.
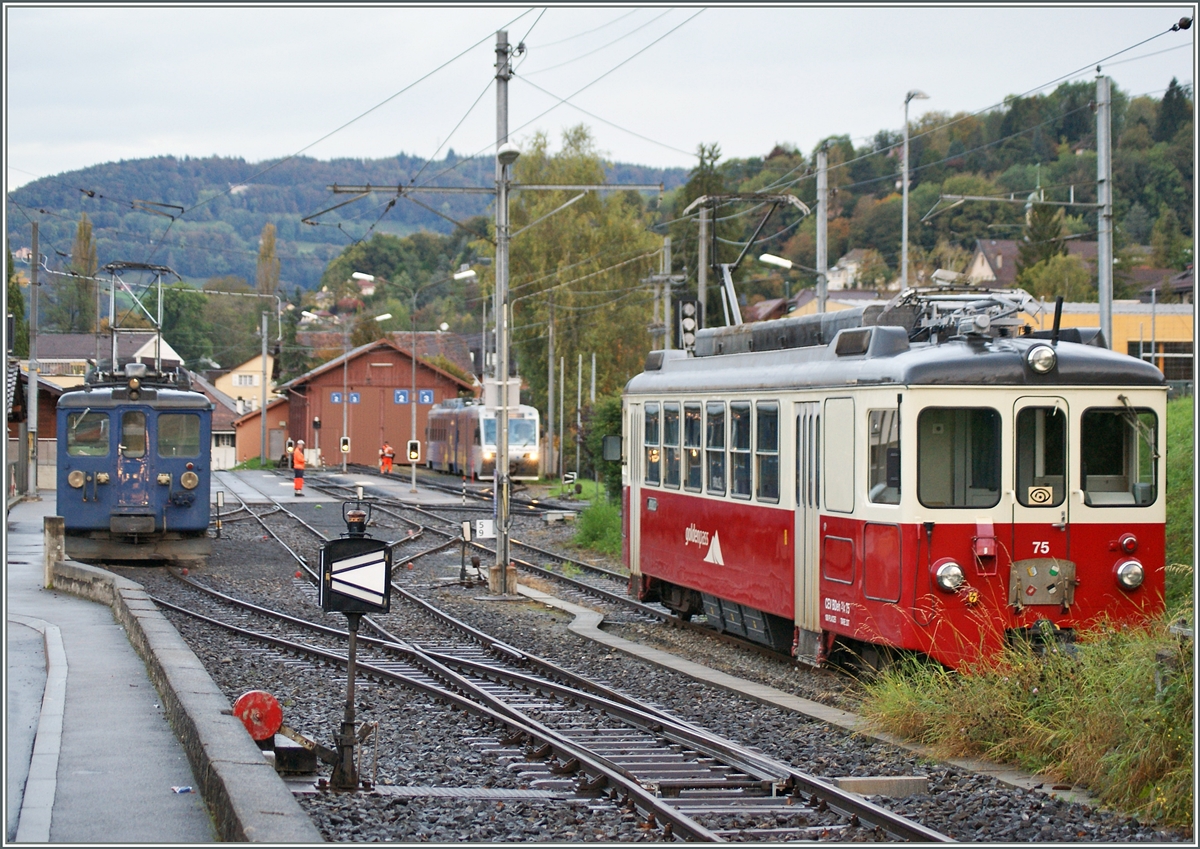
[256,222,281,297]
[1018,253,1095,302]
[497,125,659,419]
[47,213,98,332]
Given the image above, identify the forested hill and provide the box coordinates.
[6,152,687,289]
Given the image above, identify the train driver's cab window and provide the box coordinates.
[683,403,702,491]
[509,419,537,447]
[1080,407,1158,506]
[756,402,779,502]
[120,411,147,458]
[67,411,109,456]
[706,402,726,494]
[644,403,660,485]
[917,407,1000,508]
[663,402,681,488]
[157,413,201,458]
[868,409,900,504]
[730,402,752,498]
[1016,406,1065,507]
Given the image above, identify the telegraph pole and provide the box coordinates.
[546,293,554,478]
[494,29,514,585]
[1096,74,1113,349]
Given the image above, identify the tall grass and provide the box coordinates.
[862,615,1194,827]
[1165,396,1193,608]
[572,499,622,556]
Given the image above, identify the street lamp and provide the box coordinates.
[404,266,477,493]
[902,89,929,290]
[335,301,391,474]
[494,141,520,588]
[759,253,825,307]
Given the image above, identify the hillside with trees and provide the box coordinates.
[7,78,1192,394]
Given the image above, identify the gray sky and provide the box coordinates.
[5,4,1196,193]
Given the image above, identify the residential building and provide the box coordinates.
[208,354,276,415]
[25,332,183,390]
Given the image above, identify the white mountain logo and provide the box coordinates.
[702,531,725,566]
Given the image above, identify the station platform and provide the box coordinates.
[5,494,320,843]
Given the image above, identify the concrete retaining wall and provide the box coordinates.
[51,559,323,843]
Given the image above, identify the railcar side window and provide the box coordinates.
[1016,406,1066,507]
[917,407,1000,508]
[756,402,779,502]
[1080,407,1157,506]
[730,402,752,498]
[157,413,201,457]
[120,411,147,459]
[684,403,702,491]
[67,411,109,456]
[706,402,726,494]
[644,403,660,485]
[663,403,681,488]
[868,409,901,504]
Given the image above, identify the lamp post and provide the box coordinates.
[403,266,477,493]
[902,89,929,290]
[309,303,390,474]
[759,253,823,308]
[494,141,520,584]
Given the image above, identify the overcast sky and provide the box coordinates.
[5,4,1196,193]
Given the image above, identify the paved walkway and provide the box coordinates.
[5,495,216,843]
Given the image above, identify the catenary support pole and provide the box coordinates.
[1096,74,1113,349]
[27,223,39,496]
[260,312,268,466]
[547,294,554,478]
[816,149,828,313]
[698,206,708,327]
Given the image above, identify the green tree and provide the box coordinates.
[7,245,29,357]
[278,295,311,383]
[1017,253,1094,301]
[582,394,623,502]
[1155,78,1191,143]
[256,222,281,297]
[1017,203,1067,274]
[201,275,260,368]
[147,284,213,368]
[1150,205,1190,269]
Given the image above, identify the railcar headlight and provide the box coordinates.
[128,378,141,391]
[934,561,966,593]
[483,450,495,460]
[68,470,86,489]
[1027,345,1057,374]
[1115,559,1145,590]
[180,471,200,490]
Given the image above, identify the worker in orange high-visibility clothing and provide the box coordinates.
[380,440,395,475]
[292,440,306,496]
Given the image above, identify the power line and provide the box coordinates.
[520,8,675,76]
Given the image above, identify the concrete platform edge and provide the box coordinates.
[50,559,324,843]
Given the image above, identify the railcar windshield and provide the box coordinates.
[158,413,202,457]
[1080,407,1157,506]
[917,407,1000,508]
[483,418,539,447]
[121,411,147,458]
[67,410,109,456]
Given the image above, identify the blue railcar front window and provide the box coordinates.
[158,413,201,457]
[67,411,109,456]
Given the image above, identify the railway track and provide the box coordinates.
[155,540,949,842]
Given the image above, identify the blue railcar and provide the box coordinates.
[56,362,213,562]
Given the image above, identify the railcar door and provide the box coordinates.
[1011,397,1070,607]
[794,401,821,663]
[626,403,641,572]
[117,409,151,507]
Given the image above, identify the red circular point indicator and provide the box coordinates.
[181,567,189,577]
[233,690,283,740]
[295,570,303,578]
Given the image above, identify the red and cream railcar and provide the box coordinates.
[622,290,1166,669]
